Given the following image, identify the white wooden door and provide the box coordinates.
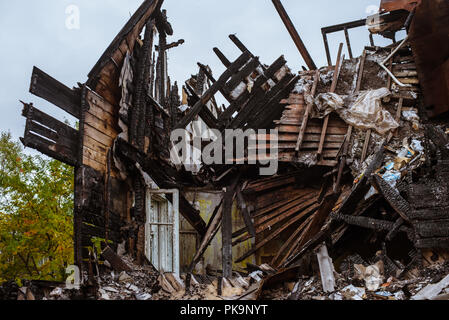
[145,189,180,275]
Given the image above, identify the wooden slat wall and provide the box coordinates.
[273,93,347,166]
[83,89,119,174]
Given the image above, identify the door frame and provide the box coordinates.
[145,188,180,275]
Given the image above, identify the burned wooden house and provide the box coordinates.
[18,0,449,300]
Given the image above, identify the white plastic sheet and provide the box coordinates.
[339,88,399,135]
[310,88,399,135]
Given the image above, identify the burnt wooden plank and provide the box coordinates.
[372,175,412,222]
[218,56,287,124]
[415,237,449,249]
[415,220,449,238]
[101,246,132,272]
[21,132,78,167]
[408,207,449,221]
[175,51,252,130]
[197,63,233,102]
[21,103,79,166]
[224,57,260,93]
[249,75,300,129]
[213,47,232,68]
[22,103,78,139]
[235,203,319,263]
[25,120,77,151]
[256,196,318,234]
[30,67,80,118]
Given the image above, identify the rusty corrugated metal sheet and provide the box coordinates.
[380,0,421,12]
[408,0,449,117]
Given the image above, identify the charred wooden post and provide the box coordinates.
[155,9,173,105]
[169,81,181,129]
[344,27,354,59]
[222,188,233,279]
[213,47,231,68]
[130,19,155,150]
[271,0,317,70]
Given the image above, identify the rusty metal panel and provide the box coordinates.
[380,0,421,12]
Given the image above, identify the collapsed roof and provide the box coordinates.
[15,0,449,300]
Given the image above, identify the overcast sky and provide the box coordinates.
[0,0,391,145]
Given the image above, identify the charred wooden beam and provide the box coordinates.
[271,0,317,70]
[157,27,167,104]
[222,173,242,278]
[229,34,253,57]
[130,19,155,150]
[21,103,79,166]
[155,39,184,51]
[219,55,287,126]
[247,75,300,129]
[101,246,132,272]
[174,51,251,130]
[386,217,404,241]
[213,47,232,68]
[155,9,173,36]
[29,67,81,119]
[169,81,181,129]
[330,212,412,235]
[337,148,385,216]
[197,63,233,103]
[372,174,412,223]
[224,57,260,93]
[288,193,340,263]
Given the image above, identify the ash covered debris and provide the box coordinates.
[7,0,449,301]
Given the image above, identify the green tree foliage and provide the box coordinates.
[0,132,74,283]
